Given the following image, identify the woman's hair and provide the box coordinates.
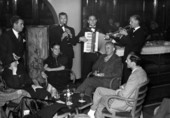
[51,43,60,48]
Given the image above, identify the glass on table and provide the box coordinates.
[79,92,86,103]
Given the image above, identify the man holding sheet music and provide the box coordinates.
[76,15,105,80]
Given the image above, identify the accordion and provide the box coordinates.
[83,31,107,53]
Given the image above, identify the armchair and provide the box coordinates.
[87,72,121,90]
[102,80,149,118]
[65,69,76,84]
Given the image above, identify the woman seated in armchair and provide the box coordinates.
[44,43,70,92]
[2,57,58,100]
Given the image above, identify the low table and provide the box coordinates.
[58,92,92,113]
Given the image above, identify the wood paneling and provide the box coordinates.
[0,0,57,28]
[82,0,170,31]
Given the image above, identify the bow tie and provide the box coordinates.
[133,29,136,33]
[60,24,66,27]
[89,26,96,28]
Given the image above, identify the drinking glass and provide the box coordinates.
[80,92,85,101]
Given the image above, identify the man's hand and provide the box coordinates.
[93,71,98,76]
[119,29,128,36]
[65,28,72,38]
[79,36,88,42]
[61,32,69,40]
[13,53,20,60]
[94,72,104,77]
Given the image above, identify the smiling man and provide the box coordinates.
[0,15,25,67]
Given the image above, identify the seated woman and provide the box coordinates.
[44,43,70,92]
[2,58,57,100]
[2,59,32,89]
[1,59,31,106]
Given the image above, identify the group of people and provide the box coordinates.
[0,12,150,118]
[0,16,58,101]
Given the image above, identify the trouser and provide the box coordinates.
[92,87,116,118]
[82,53,99,79]
[76,77,111,97]
[91,87,116,110]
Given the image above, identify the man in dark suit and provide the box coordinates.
[0,15,25,67]
[109,15,146,84]
[76,42,122,97]
[76,15,104,79]
[49,12,76,69]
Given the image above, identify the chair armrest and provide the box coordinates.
[87,72,93,78]
[65,69,76,83]
[108,95,136,107]
[109,77,121,90]
[108,95,135,102]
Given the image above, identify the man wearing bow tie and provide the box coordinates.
[108,15,146,84]
[0,15,25,68]
[76,15,104,80]
[49,12,76,69]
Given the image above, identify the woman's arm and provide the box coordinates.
[44,64,65,72]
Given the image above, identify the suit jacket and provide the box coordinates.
[114,28,146,61]
[0,29,25,66]
[92,53,122,79]
[49,25,75,58]
[108,67,147,111]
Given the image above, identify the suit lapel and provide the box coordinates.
[11,29,22,43]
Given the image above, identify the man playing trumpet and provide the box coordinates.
[106,15,146,84]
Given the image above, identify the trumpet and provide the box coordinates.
[107,25,131,38]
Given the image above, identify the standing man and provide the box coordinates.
[76,15,103,79]
[0,15,25,67]
[108,15,146,84]
[49,12,75,69]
